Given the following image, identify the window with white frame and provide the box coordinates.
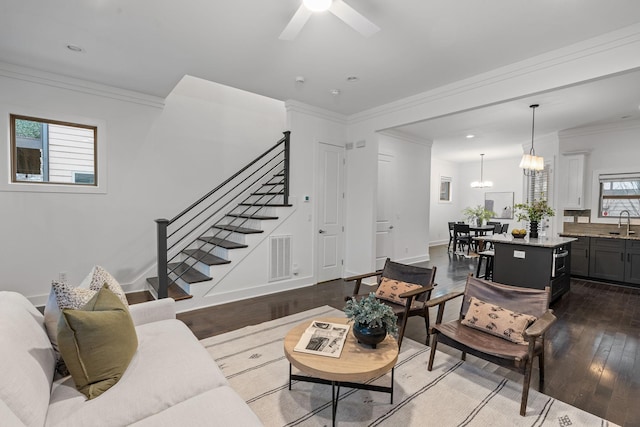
[439,176,452,202]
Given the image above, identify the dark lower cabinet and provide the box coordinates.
[624,240,640,285]
[570,236,590,276]
[589,238,625,282]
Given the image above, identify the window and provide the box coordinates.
[11,114,97,186]
[439,176,452,202]
[525,165,549,204]
[598,173,640,218]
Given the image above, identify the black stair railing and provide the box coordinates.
[154,131,290,299]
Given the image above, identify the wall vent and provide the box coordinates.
[269,235,292,282]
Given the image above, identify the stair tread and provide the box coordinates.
[227,213,279,220]
[198,236,248,249]
[167,262,212,284]
[145,277,193,301]
[214,224,263,234]
[182,249,231,266]
[238,203,292,207]
[252,191,284,196]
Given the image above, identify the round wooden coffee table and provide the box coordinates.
[283,317,398,426]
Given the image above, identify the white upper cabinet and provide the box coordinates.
[561,153,586,209]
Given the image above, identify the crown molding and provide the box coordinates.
[377,129,433,147]
[285,100,347,125]
[559,118,640,139]
[348,23,640,125]
[0,61,165,109]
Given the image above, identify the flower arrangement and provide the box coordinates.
[462,205,495,225]
[514,199,555,223]
[344,293,398,336]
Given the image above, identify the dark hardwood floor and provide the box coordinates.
[133,245,640,426]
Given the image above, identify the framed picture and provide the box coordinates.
[485,192,514,219]
[439,176,452,202]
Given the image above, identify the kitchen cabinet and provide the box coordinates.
[570,236,590,276]
[589,237,625,282]
[562,153,586,209]
[624,240,640,285]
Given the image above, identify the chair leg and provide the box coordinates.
[476,255,484,278]
[520,359,534,416]
[423,312,430,346]
[427,337,438,371]
[538,350,545,390]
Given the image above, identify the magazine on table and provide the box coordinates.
[294,320,350,358]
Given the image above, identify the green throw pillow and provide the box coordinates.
[57,285,138,399]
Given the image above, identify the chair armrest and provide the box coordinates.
[128,298,176,326]
[524,310,556,339]
[398,285,434,299]
[426,291,464,308]
[426,291,465,325]
[344,270,383,296]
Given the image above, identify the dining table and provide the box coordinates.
[468,224,497,251]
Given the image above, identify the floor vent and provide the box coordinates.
[270,235,292,281]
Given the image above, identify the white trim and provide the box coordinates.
[0,61,165,109]
[285,100,348,125]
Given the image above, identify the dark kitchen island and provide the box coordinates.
[474,234,577,303]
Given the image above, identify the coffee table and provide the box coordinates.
[283,317,398,426]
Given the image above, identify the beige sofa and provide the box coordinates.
[0,291,263,426]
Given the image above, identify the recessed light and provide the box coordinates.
[466,134,475,139]
[303,0,332,12]
[66,44,85,53]
[295,76,305,83]
[346,76,359,82]
[330,89,341,96]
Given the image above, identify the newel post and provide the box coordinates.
[155,218,169,299]
[283,130,290,206]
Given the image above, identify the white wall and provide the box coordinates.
[0,71,286,305]
[429,157,462,246]
[378,132,431,264]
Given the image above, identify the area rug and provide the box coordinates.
[200,306,616,427]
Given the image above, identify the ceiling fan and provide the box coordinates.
[279,0,380,41]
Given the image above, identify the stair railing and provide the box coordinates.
[154,131,290,298]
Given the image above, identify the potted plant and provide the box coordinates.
[514,199,555,238]
[344,293,398,348]
[462,205,495,226]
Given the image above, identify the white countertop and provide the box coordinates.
[473,234,577,248]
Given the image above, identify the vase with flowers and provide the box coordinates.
[514,199,555,238]
[462,205,495,226]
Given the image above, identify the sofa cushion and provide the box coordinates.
[47,319,229,427]
[461,296,537,344]
[44,266,128,359]
[128,386,263,426]
[57,286,138,399]
[0,292,55,427]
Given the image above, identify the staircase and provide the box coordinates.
[147,132,291,300]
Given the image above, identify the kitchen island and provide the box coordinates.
[474,235,577,303]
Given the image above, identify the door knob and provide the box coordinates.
[319,229,326,234]
[389,225,394,230]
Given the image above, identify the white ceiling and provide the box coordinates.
[2,0,640,160]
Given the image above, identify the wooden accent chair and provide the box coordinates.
[427,275,556,416]
[345,258,437,348]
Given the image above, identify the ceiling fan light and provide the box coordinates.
[303,0,332,12]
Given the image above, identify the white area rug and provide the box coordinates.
[200,306,616,427]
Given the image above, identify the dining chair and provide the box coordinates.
[447,222,456,252]
[501,223,510,233]
[453,223,472,254]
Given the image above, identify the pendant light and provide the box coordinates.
[519,104,544,175]
[471,154,493,188]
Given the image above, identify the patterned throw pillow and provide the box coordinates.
[375,277,422,306]
[43,266,128,361]
[461,296,537,345]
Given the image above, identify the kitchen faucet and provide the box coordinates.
[618,210,631,236]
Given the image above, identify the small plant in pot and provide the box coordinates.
[462,205,495,226]
[344,293,398,349]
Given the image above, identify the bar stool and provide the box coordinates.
[476,249,495,280]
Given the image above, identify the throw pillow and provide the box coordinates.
[375,277,422,306]
[44,266,128,360]
[461,296,537,345]
[57,286,138,400]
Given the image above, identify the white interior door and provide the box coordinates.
[316,142,345,283]
[376,153,395,270]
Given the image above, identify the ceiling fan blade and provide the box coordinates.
[329,0,380,37]
[279,4,313,40]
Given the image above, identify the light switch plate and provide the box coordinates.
[513,250,526,259]
[577,216,590,223]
